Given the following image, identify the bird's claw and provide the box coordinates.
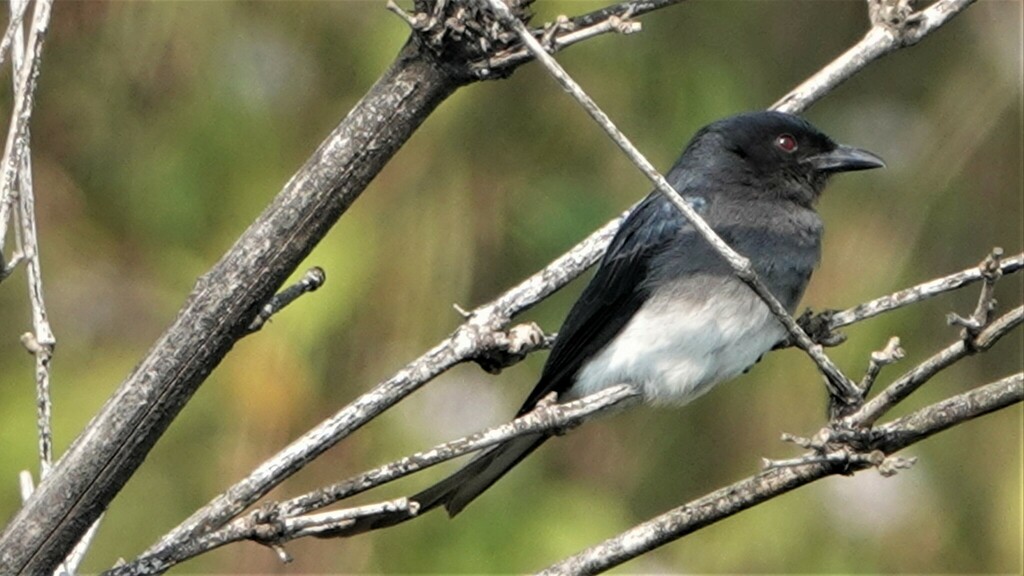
[797,308,847,347]
[471,322,551,374]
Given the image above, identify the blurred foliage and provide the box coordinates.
[0,1,1021,573]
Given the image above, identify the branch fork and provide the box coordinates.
[770,422,918,478]
[948,247,1003,348]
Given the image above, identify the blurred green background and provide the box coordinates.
[0,1,1021,573]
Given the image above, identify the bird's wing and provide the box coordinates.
[517,191,695,415]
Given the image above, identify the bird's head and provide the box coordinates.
[678,111,885,207]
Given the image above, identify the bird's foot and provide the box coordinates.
[470,322,552,374]
[797,308,847,347]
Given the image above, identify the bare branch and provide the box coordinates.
[537,374,1021,576]
[848,305,1022,427]
[827,251,1022,329]
[302,390,637,509]
[772,0,977,113]
[108,385,641,574]
[124,215,622,570]
[869,373,1023,452]
[0,0,52,259]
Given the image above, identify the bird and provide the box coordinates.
[413,110,885,517]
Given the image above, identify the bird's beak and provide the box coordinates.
[804,144,886,173]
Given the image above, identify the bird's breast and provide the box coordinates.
[571,275,786,406]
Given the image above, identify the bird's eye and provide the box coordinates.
[774,133,798,153]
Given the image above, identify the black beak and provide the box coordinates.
[804,144,886,173]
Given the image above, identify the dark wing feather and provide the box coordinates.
[517,191,688,414]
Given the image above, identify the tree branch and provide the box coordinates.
[537,374,1022,576]
[129,214,623,569]
[848,305,1023,427]
[107,385,641,575]
[827,251,1022,330]
[772,0,977,113]
[0,30,469,575]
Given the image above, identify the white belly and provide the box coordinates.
[572,278,785,406]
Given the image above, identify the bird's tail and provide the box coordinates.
[412,433,550,517]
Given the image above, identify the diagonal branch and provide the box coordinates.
[847,305,1023,427]
[131,213,623,568]
[827,251,1022,329]
[106,385,641,574]
[772,0,977,113]
[0,26,469,575]
[537,373,1022,576]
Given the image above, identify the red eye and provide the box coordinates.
[775,133,798,153]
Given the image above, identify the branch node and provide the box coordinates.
[780,428,829,452]
[386,0,431,31]
[948,247,1004,350]
[246,266,326,334]
[539,15,573,52]
[868,0,926,42]
[859,336,905,396]
[876,454,917,477]
[271,544,293,564]
[1,249,25,281]
[452,302,472,319]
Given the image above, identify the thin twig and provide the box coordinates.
[9,0,56,477]
[0,0,31,72]
[245,267,326,334]
[858,336,905,398]
[847,305,1022,427]
[278,383,639,519]
[772,0,977,113]
[827,252,1022,329]
[947,247,1003,344]
[106,385,641,574]
[477,0,679,74]
[0,0,52,258]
